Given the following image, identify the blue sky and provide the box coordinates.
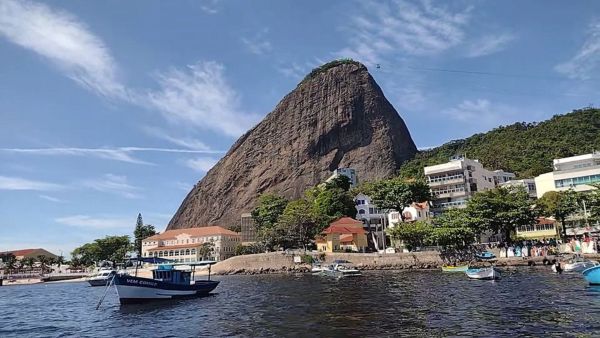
[1,0,599,256]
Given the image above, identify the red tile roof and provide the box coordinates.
[537,217,555,225]
[323,217,366,235]
[145,226,239,241]
[340,234,355,243]
[329,217,363,227]
[413,202,429,210]
[0,248,57,258]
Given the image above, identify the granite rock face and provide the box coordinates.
[167,61,417,230]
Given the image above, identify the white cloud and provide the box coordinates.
[441,99,526,130]
[200,0,220,14]
[81,174,140,199]
[555,22,600,80]
[142,126,210,150]
[466,33,515,58]
[147,61,259,137]
[0,0,125,98]
[55,215,133,229]
[338,0,471,65]
[0,146,224,164]
[241,29,272,55]
[185,157,218,172]
[0,176,63,191]
[39,194,65,203]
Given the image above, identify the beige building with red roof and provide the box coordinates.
[316,217,367,253]
[141,226,240,262]
[0,248,58,261]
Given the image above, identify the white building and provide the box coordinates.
[387,202,431,227]
[326,168,358,187]
[355,193,386,224]
[424,156,515,213]
[534,152,600,198]
[500,179,537,199]
[141,226,241,262]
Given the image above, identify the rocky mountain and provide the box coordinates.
[167,60,417,230]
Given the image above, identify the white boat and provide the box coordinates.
[311,264,324,273]
[88,269,116,287]
[319,260,361,277]
[465,267,500,280]
[552,258,599,273]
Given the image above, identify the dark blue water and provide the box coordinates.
[1,268,600,337]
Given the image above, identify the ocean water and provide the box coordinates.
[1,268,599,337]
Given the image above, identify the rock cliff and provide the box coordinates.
[167,60,417,229]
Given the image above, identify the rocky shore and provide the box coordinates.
[210,252,600,276]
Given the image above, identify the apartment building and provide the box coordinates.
[535,152,600,198]
[424,156,515,213]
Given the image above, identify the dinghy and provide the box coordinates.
[582,265,600,285]
[465,267,501,280]
[441,265,469,272]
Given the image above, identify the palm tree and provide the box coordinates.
[22,257,36,273]
[56,255,65,269]
[37,255,50,274]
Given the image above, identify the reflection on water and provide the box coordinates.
[1,269,600,337]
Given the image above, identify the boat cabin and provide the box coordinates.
[152,265,191,285]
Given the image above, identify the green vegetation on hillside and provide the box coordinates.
[301,58,361,83]
[399,108,600,178]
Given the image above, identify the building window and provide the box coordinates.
[359,209,366,215]
[191,249,196,255]
[185,249,190,255]
[169,250,174,256]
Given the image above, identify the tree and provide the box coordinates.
[275,199,319,250]
[313,187,355,223]
[133,213,157,256]
[1,253,16,274]
[198,242,215,260]
[367,178,431,220]
[587,184,600,222]
[56,255,65,268]
[22,257,36,272]
[252,194,289,248]
[325,175,352,191]
[386,221,432,251]
[537,190,579,238]
[467,186,537,243]
[431,208,477,248]
[252,194,288,230]
[37,255,50,273]
[71,235,132,266]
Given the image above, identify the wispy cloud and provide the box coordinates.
[0,1,253,140]
[39,194,65,203]
[200,0,220,14]
[0,176,63,191]
[466,33,515,58]
[241,29,272,55]
[0,0,125,98]
[338,0,471,65]
[0,146,224,164]
[441,99,528,131]
[80,174,140,199]
[142,126,210,150]
[147,61,259,137]
[185,157,218,172]
[55,215,133,229]
[555,22,600,80]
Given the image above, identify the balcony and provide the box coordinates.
[434,190,467,199]
[428,176,465,187]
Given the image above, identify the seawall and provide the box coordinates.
[210,252,597,275]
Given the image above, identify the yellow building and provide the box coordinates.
[142,226,240,262]
[516,218,558,240]
[316,217,367,252]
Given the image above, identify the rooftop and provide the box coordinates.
[145,226,239,241]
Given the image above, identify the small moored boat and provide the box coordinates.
[319,260,361,277]
[475,252,496,260]
[465,267,501,280]
[442,265,469,272]
[553,256,599,273]
[582,265,600,285]
[112,257,219,304]
[88,269,116,287]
